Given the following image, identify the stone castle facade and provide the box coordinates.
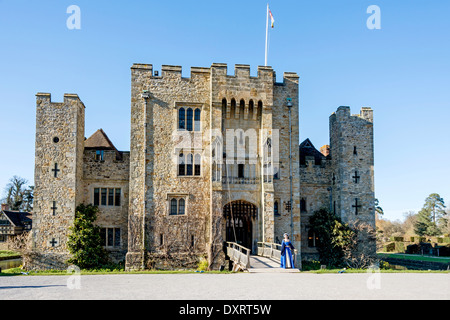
[28,63,375,270]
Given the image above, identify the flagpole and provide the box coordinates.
[265,3,269,66]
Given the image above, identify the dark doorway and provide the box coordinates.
[224,201,257,251]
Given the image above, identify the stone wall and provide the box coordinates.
[82,149,130,263]
[28,93,85,270]
[329,106,376,255]
[299,159,332,260]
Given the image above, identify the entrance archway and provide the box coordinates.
[223,200,257,251]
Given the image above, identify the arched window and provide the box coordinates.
[240,99,245,119]
[178,108,185,130]
[178,153,185,176]
[194,108,201,131]
[257,101,263,120]
[249,100,254,119]
[186,108,193,131]
[274,201,279,216]
[194,154,201,176]
[231,99,236,118]
[178,198,185,215]
[170,199,178,215]
[186,153,193,176]
[300,198,307,213]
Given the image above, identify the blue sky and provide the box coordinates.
[0,0,449,221]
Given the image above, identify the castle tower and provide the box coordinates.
[329,106,375,226]
[126,63,301,270]
[29,93,85,269]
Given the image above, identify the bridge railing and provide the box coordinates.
[257,242,298,261]
[226,242,251,270]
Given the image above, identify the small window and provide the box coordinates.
[178,153,186,176]
[186,108,193,131]
[238,164,245,178]
[100,227,121,248]
[160,234,164,246]
[170,199,178,215]
[300,198,307,213]
[274,201,280,216]
[178,198,186,215]
[353,146,357,155]
[308,229,317,247]
[108,189,114,206]
[101,189,107,206]
[114,229,121,247]
[94,188,100,206]
[95,150,104,161]
[178,108,186,130]
[186,154,193,176]
[194,154,201,176]
[115,189,121,206]
[53,137,60,143]
[194,108,201,131]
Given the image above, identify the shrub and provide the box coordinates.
[67,204,109,269]
[197,257,209,271]
[301,260,321,271]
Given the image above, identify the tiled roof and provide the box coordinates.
[84,129,118,151]
[2,211,32,228]
[299,138,327,165]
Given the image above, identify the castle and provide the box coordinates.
[29,63,375,270]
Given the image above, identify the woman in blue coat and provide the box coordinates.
[280,233,295,269]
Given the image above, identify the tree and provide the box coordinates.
[2,176,34,211]
[414,194,446,236]
[309,208,353,267]
[67,204,109,269]
[375,198,384,216]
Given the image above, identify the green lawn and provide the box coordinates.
[0,267,233,276]
[378,253,450,264]
[0,250,21,259]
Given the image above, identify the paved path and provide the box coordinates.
[0,273,449,300]
[249,256,300,273]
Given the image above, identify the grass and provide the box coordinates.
[378,253,450,264]
[302,268,449,274]
[0,266,233,277]
[0,250,21,260]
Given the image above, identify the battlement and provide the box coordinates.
[330,106,373,123]
[131,63,299,84]
[36,93,85,108]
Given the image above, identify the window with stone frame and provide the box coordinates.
[178,152,201,177]
[94,188,121,207]
[178,106,201,131]
[100,227,121,248]
[168,196,188,216]
[274,199,281,216]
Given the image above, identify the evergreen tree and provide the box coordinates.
[309,208,354,267]
[414,193,446,236]
[67,204,109,269]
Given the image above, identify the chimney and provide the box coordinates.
[320,145,330,157]
[1,204,10,211]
